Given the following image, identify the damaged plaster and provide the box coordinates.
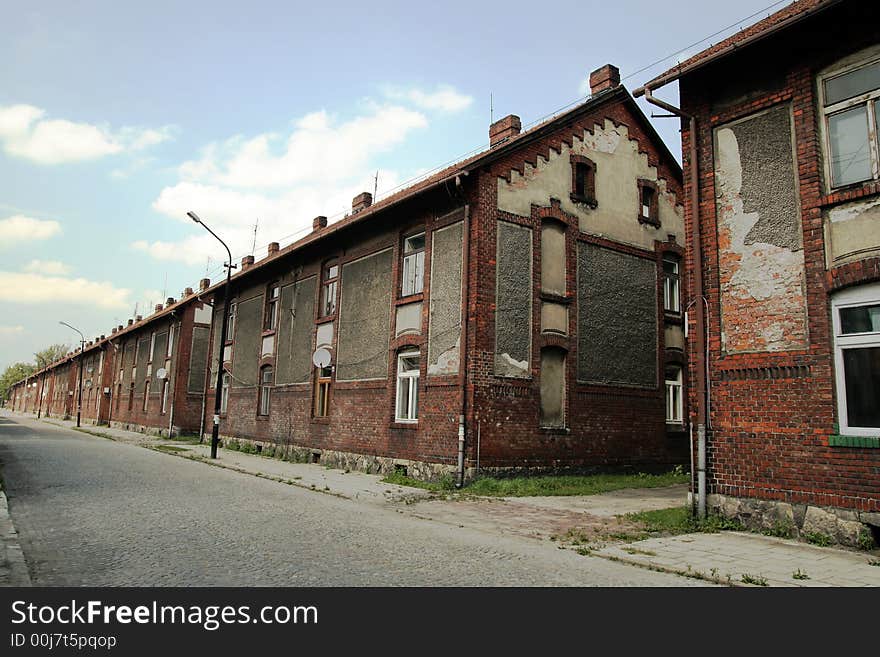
[495,221,532,378]
[714,105,808,353]
[827,196,880,265]
[428,221,463,375]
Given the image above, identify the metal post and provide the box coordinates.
[60,322,86,428]
[188,211,236,460]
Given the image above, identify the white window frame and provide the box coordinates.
[665,366,683,425]
[395,349,420,423]
[148,332,156,362]
[401,232,425,297]
[160,379,169,414]
[832,282,880,437]
[220,372,230,414]
[166,326,174,358]
[259,366,273,416]
[819,55,880,190]
[663,257,681,314]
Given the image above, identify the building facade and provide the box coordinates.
[638,0,880,546]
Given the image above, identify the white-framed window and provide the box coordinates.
[225,301,236,339]
[259,366,273,416]
[820,56,880,188]
[321,261,339,317]
[663,257,681,313]
[148,332,156,362]
[832,283,880,436]
[665,365,683,424]
[160,379,169,414]
[142,381,150,413]
[395,349,420,422]
[313,365,331,418]
[220,372,230,414]
[401,232,425,297]
[167,326,174,358]
[265,283,280,331]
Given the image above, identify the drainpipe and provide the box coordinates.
[635,85,707,519]
[167,314,180,438]
[457,203,471,488]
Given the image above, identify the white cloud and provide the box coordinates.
[384,85,474,113]
[0,215,62,245]
[23,259,72,275]
[178,105,426,189]
[0,104,173,165]
[0,325,25,336]
[0,271,131,309]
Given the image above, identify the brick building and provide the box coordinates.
[10,286,215,438]
[196,65,688,480]
[637,0,880,545]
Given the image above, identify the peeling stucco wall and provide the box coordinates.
[540,347,565,427]
[231,295,262,387]
[495,221,532,378]
[497,120,684,250]
[187,326,210,393]
[826,196,880,266]
[276,277,316,385]
[577,242,657,386]
[714,104,807,353]
[428,221,463,375]
[396,302,422,337]
[336,248,392,381]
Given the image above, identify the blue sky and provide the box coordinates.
[0,0,790,370]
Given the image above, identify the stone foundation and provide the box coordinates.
[708,493,877,549]
[110,420,178,439]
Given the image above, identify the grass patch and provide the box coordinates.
[623,547,657,557]
[803,531,832,547]
[626,506,744,537]
[163,433,202,444]
[868,559,880,567]
[741,573,768,586]
[792,569,810,580]
[382,471,456,492]
[154,445,188,453]
[463,469,688,497]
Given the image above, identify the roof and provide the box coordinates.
[636,0,842,93]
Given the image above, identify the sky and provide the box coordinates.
[0,0,793,371]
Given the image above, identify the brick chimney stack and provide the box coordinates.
[268,242,279,255]
[166,297,175,306]
[135,315,142,322]
[313,216,328,231]
[241,255,254,269]
[352,192,373,214]
[199,278,210,291]
[127,319,134,326]
[589,64,620,95]
[184,287,194,297]
[155,304,163,313]
[490,114,522,147]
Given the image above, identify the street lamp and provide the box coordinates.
[59,321,86,428]
[188,211,237,459]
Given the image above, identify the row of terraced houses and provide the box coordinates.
[9,0,880,546]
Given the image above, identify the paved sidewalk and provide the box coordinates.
[0,490,32,586]
[6,410,880,587]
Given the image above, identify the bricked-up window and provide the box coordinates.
[663,256,681,313]
[128,383,134,411]
[314,365,331,418]
[401,232,425,297]
[142,380,150,413]
[821,57,880,188]
[321,260,339,317]
[258,366,273,416]
[395,349,420,423]
[570,154,597,205]
[264,283,280,331]
[637,180,659,226]
[665,365,683,424]
[832,283,880,435]
[220,372,230,414]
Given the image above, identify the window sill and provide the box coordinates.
[569,193,598,209]
[828,434,880,448]
[820,180,880,208]
[396,293,424,306]
[539,291,572,305]
[316,313,337,324]
[311,417,330,425]
[261,329,276,337]
[539,426,569,434]
[664,312,684,325]
[391,421,418,430]
[637,215,661,228]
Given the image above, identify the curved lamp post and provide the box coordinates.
[59,321,86,428]
[188,211,236,459]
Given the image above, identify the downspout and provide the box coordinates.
[636,85,707,519]
[457,201,471,488]
[167,313,180,438]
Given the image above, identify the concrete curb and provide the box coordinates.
[0,490,32,587]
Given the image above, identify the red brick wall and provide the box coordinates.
[679,3,880,512]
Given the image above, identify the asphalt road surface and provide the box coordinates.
[0,415,706,586]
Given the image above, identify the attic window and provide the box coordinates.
[570,155,597,207]
[637,180,660,227]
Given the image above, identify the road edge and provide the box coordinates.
[0,489,32,586]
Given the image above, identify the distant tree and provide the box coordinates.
[0,362,37,403]
[34,343,70,369]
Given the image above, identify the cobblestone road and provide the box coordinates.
[0,416,707,586]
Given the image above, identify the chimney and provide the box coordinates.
[589,64,620,95]
[241,255,254,269]
[127,319,134,326]
[166,297,175,306]
[184,287,194,297]
[352,192,373,214]
[100,334,105,340]
[313,216,328,231]
[136,315,143,322]
[199,278,210,291]
[117,325,123,332]
[267,242,280,255]
[111,327,117,334]
[489,114,521,147]
[155,304,163,313]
